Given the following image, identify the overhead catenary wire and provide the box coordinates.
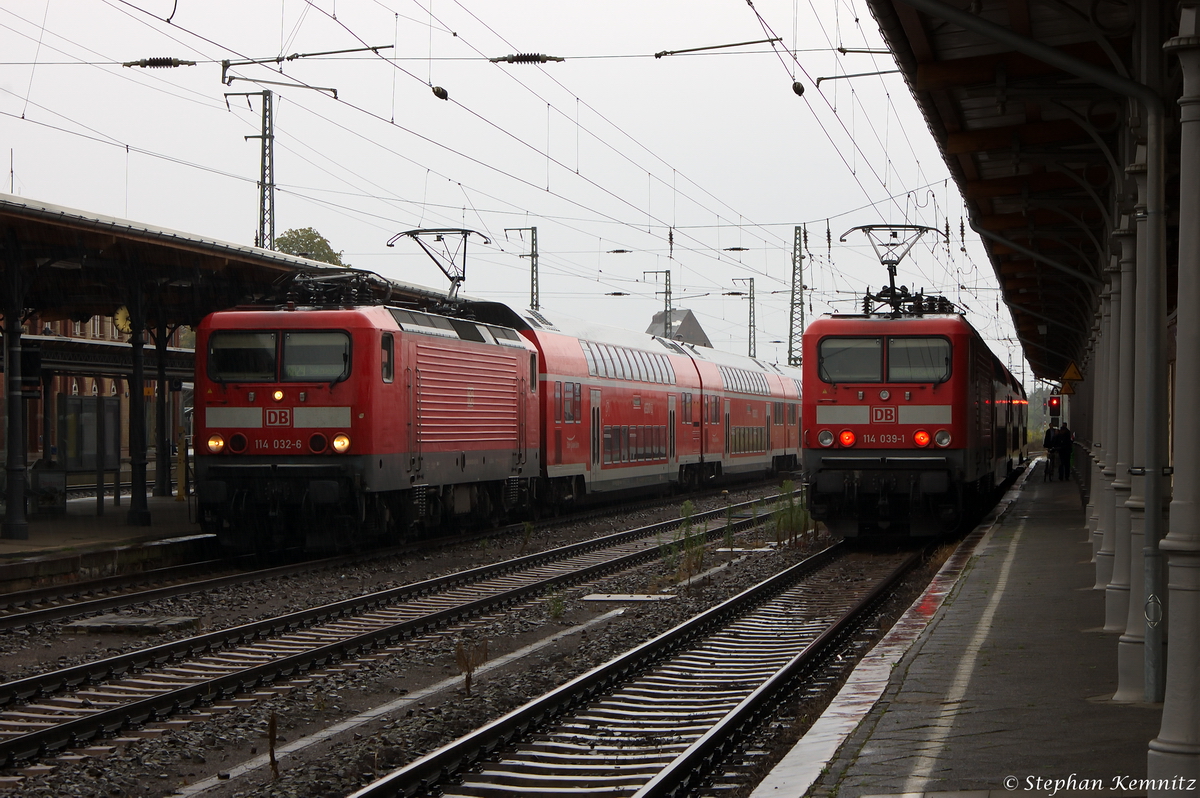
[6,0,1017,370]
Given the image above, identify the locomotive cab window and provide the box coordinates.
[381,333,394,383]
[208,332,278,382]
[818,337,882,383]
[887,337,951,383]
[282,331,351,382]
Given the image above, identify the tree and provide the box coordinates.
[274,227,346,266]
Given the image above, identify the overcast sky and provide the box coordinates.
[0,0,1027,381]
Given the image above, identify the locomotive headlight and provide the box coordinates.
[935,430,952,447]
[817,429,835,447]
[838,430,856,447]
[879,390,890,400]
[332,433,352,453]
[207,434,225,454]
[914,429,931,447]
[272,390,285,402]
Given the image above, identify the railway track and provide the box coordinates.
[348,543,919,798]
[0,494,781,769]
[0,483,785,632]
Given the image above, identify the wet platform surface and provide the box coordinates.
[756,460,1164,798]
[0,495,210,590]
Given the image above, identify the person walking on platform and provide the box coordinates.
[1042,424,1058,481]
[1055,423,1074,481]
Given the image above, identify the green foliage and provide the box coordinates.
[676,499,706,585]
[772,480,810,546]
[658,529,680,573]
[519,521,533,555]
[274,227,346,266]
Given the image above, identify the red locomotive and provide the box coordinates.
[195,290,802,553]
[801,310,1027,538]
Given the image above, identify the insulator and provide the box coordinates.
[491,53,564,64]
[432,86,449,100]
[123,57,194,68]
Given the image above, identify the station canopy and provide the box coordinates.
[865,0,1164,381]
[0,192,452,330]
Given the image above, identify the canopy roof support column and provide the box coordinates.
[1151,3,1200,783]
[154,320,170,497]
[126,269,150,526]
[2,232,27,540]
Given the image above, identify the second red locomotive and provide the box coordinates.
[801,311,1027,537]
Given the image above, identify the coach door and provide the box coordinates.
[590,389,602,470]
[724,399,731,455]
[668,395,677,462]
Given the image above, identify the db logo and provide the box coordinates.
[266,408,292,427]
[871,406,896,423]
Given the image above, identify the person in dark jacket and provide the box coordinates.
[1055,423,1074,481]
[1042,424,1058,481]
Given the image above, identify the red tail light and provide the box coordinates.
[839,430,856,447]
[914,430,931,447]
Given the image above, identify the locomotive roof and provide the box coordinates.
[808,312,975,331]
[815,312,967,322]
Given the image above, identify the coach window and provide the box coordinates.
[818,337,882,383]
[555,382,563,422]
[887,337,951,383]
[582,342,598,377]
[622,348,638,380]
[381,333,394,383]
[573,383,582,423]
[636,351,652,382]
[209,331,278,382]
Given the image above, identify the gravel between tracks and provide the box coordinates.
[2,485,829,797]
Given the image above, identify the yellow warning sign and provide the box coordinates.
[1062,361,1083,382]
[1059,382,1076,395]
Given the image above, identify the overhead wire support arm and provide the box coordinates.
[815,70,900,86]
[225,76,338,97]
[220,44,393,85]
[654,37,781,58]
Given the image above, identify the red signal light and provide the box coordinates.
[1049,396,1060,407]
[839,430,856,447]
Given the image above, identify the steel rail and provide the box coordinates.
[632,548,920,798]
[0,494,781,766]
[346,542,882,798]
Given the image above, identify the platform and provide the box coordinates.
[0,495,211,592]
[755,460,1165,798]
